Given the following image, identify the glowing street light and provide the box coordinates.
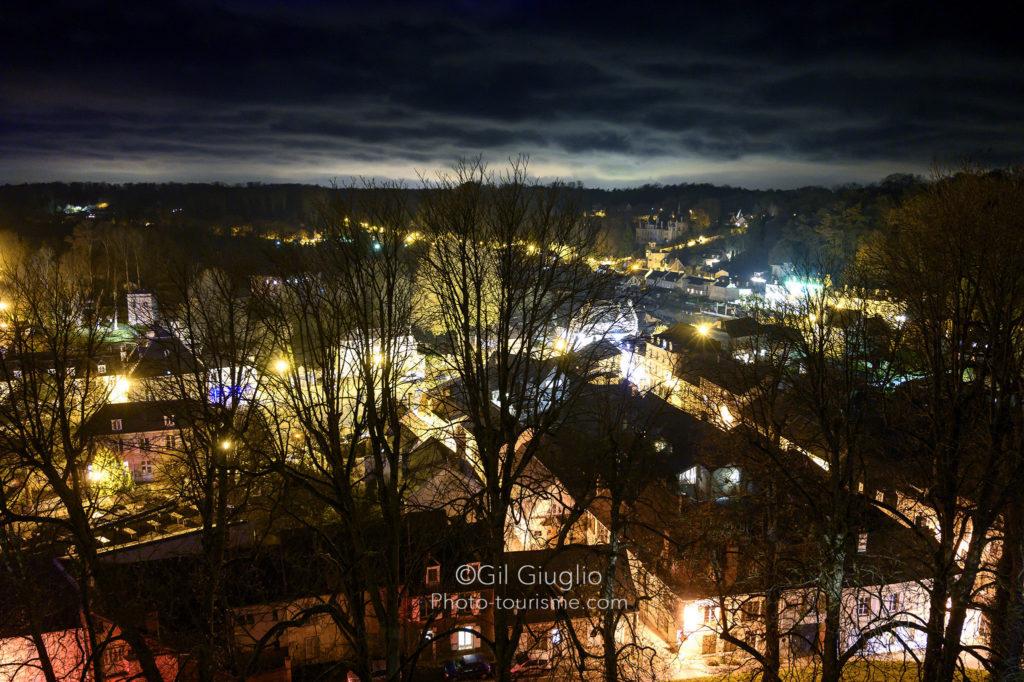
[273,357,290,374]
[109,375,131,403]
[219,439,233,451]
[695,322,712,337]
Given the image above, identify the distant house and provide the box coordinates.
[127,291,158,327]
[636,219,686,245]
[707,282,750,303]
[86,400,192,483]
[683,276,711,298]
[657,271,683,291]
[646,251,684,272]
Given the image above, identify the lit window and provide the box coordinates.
[875,490,885,503]
[111,419,123,432]
[163,414,175,427]
[857,532,868,553]
[455,628,475,651]
[97,363,107,374]
[680,466,698,485]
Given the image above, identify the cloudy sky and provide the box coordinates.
[1,0,1021,188]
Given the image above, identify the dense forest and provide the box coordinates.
[0,174,926,275]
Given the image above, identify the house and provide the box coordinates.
[636,219,686,245]
[0,559,182,681]
[86,400,191,483]
[126,291,158,327]
[683,276,711,298]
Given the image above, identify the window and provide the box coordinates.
[702,604,715,623]
[425,564,441,585]
[165,435,176,449]
[875,490,885,503]
[857,532,868,553]
[857,595,872,617]
[163,414,175,427]
[304,636,319,660]
[417,596,433,621]
[111,419,123,432]
[97,363,107,374]
[857,481,865,493]
[712,466,742,496]
[454,628,475,651]
[140,461,153,480]
[550,627,562,647]
[884,593,900,613]
[140,438,150,451]
[680,466,698,485]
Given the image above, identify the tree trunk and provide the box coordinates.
[763,587,781,682]
[820,536,845,682]
[601,503,622,682]
[990,501,1024,680]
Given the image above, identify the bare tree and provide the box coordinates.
[146,264,277,681]
[860,167,1024,681]
[0,247,165,681]
[415,158,614,679]
[715,263,909,681]
[257,183,427,681]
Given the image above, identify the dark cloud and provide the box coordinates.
[1,0,1022,187]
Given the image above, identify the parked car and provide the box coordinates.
[442,653,494,680]
[509,657,554,678]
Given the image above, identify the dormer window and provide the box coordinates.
[425,564,441,586]
[857,532,868,553]
[111,419,123,432]
[97,363,107,374]
[163,414,175,427]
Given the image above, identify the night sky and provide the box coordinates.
[2,0,1022,188]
